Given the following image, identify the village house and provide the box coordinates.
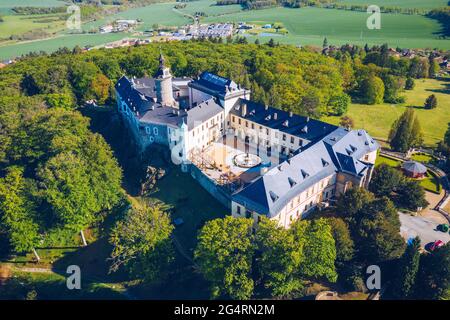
[115,55,379,228]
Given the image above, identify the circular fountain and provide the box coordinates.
[233,153,262,168]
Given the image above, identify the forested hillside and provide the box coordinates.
[0,39,442,261]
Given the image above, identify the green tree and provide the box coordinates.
[356,197,405,263]
[360,75,384,104]
[329,93,350,116]
[109,199,174,283]
[336,187,374,225]
[424,94,438,109]
[369,163,404,197]
[405,77,415,90]
[415,243,450,300]
[391,237,421,299]
[293,219,337,282]
[327,217,354,264]
[195,216,255,299]
[389,108,422,152]
[0,167,40,261]
[255,217,303,298]
[37,152,100,243]
[397,180,428,210]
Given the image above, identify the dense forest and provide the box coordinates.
[0,40,448,299]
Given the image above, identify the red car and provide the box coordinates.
[429,240,445,252]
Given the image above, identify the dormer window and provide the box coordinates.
[269,191,279,202]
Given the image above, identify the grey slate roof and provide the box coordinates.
[188,71,239,97]
[230,99,338,142]
[233,127,379,217]
[402,161,427,174]
[187,98,223,130]
[116,76,223,130]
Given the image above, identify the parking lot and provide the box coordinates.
[399,212,450,249]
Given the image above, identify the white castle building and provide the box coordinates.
[115,54,379,228]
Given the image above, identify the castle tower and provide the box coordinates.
[154,54,175,107]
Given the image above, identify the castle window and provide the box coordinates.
[251,123,254,129]
[232,116,235,122]
[266,128,269,135]
[291,136,295,144]
[145,126,151,134]
[245,121,248,128]
[237,206,241,214]
[299,139,303,147]
[153,127,159,136]
[282,134,286,141]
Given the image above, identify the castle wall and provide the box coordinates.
[190,164,231,209]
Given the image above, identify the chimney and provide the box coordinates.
[241,103,247,117]
[289,111,293,118]
[306,117,310,122]
[273,112,278,120]
[265,104,269,111]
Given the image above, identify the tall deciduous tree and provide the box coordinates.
[109,199,174,283]
[360,74,384,104]
[415,243,450,300]
[293,219,338,282]
[255,217,304,298]
[369,163,404,197]
[195,216,255,299]
[0,167,40,261]
[391,237,421,299]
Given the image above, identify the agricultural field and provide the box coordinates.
[82,2,190,32]
[336,0,448,10]
[0,14,66,39]
[323,78,450,147]
[202,5,449,49]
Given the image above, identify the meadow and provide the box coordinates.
[336,0,448,10]
[0,0,449,60]
[323,78,450,147]
[0,14,66,39]
[201,5,450,49]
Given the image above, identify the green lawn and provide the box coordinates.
[411,153,436,164]
[151,164,228,252]
[323,78,450,147]
[375,155,441,194]
[337,0,448,10]
[420,171,441,193]
[0,0,449,59]
[0,271,126,300]
[0,0,66,8]
[375,154,401,167]
[0,14,66,39]
[203,5,449,49]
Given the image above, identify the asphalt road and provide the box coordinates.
[399,212,450,249]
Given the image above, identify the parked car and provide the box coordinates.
[438,224,449,232]
[428,240,445,252]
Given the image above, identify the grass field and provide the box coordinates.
[375,154,441,193]
[202,5,449,49]
[323,78,450,147]
[82,2,191,32]
[0,14,66,39]
[0,0,449,59]
[337,0,449,10]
